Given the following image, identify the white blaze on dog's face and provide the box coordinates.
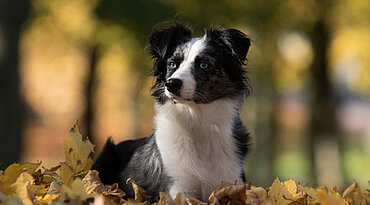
[165,37,206,101]
[149,25,251,104]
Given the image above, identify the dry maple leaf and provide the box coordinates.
[343,182,366,205]
[188,197,207,205]
[245,186,267,204]
[35,193,61,203]
[83,171,127,205]
[64,122,94,177]
[47,181,62,195]
[316,188,349,205]
[268,178,293,205]
[208,182,247,205]
[126,178,152,203]
[0,162,40,196]
[60,162,74,188]
[12,171,34,205]
[83,170,111,195]
[62,177,94,201]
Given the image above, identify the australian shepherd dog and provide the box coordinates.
[93,23,251,202]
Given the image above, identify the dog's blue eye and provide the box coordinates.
[169,62,177,69]
[199,63,208,69]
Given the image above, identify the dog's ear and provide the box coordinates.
[206,28,251,63]
[223,29,251,62]
[149,23,193,60]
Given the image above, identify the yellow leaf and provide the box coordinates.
[12,171,34,205]
[174,192,188,205]
[35,193,60,203]
[60,162,74,188]
[282,179,302,200]
[64,122,94,177]
[62,178,93,201]
[297,185,319,201]
[28,184,48,195]
[343,182,366,205]
[188,197,207,205]
[0,162,40,196]
[314,188,349,205]
[327,188,349,205]
[158,192,174,204]
[268,178,293,205]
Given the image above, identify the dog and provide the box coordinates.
[92,23,251,202]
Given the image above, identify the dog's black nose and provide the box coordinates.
[165,78,182,94]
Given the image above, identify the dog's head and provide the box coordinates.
[149,23,251,104]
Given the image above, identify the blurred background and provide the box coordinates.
[0,0,369,190]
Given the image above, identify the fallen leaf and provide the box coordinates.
[126,178,151,203]
[62,178,93,201]
[64,122,94,177]
[35,193,60,203]
[47,182,62,195]
[82,170,110,195]
[42,165,61,175]
[208,181,234,203]
[245,186,267,204]
[268,178,292,205]
[28,184,48,196]
[174,193,188,205]
[60,162,74,188]
[188,197,207,205]
[99,182,127,204]
[12,171,34,205]
[314,188,349,205]
[282,179,303,200]
[297,185,319,201]
[327,188,349,205]
[343,182,366,205]
[158,192,176,205]
[157,192,188,205]
[209,183,247,205]
[0,162,40,196]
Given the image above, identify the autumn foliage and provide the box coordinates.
[0,123,369,205]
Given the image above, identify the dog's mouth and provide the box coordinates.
[165,89,195,104]
[167,94,193,104]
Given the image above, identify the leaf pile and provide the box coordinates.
[0,122,369,205]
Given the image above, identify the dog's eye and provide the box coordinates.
[169,62,177,69]
[199,62,208,69]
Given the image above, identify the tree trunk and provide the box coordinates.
[308,17,342,187]
[0,0,30,169]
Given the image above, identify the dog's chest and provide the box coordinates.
[154,101,241,200]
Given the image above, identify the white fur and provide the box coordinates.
[166,37,206,100]
[154,98,243,201]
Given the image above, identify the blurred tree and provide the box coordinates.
[0,0,30,169]
[92,0,176,141]
[307,1,343,187]
[84,47,98,144]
